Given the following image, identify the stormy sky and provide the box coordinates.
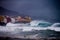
[0,0,60,23]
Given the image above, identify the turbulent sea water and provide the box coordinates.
[0,20,60,39]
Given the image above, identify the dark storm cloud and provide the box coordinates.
[0,0,60,22]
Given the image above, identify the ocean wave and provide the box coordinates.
[0,20,60,32]
[30,20,52,27]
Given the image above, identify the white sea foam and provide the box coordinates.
[0,20,60,32]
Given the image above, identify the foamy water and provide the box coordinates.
[0,20,60,33]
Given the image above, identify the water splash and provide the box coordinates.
[1,20,60,32]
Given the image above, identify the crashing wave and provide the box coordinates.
[6,22,29,27]
[51,23,60,27]
[6,20,52,27]
[2,20,60,32]
[47,23,60,31]
[30,20,52,27]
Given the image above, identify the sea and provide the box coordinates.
[0,20,60,40]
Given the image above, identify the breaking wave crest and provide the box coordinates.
[0,20,60,32]
[30,20,60,31]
